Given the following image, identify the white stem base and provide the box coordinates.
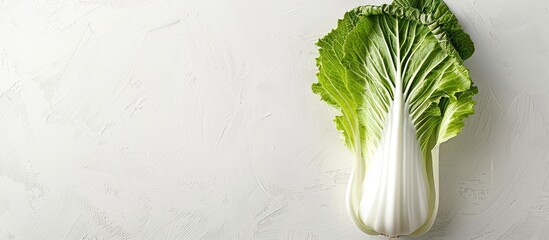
[357,102,430,236]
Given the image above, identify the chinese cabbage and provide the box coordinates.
[312,1,477,237]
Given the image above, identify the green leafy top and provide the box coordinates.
[313,3,476,158]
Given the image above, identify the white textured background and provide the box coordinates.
[1,0,548,239]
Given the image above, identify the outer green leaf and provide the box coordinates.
[312,9,377,234]
[438,85,478,143]
[312,9,361,149]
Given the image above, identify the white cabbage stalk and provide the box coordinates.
[348,104,438,237]
[312,1,477,237]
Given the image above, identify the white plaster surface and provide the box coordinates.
[0,0,548,239]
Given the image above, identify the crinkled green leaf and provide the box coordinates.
[392,0,475,60]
